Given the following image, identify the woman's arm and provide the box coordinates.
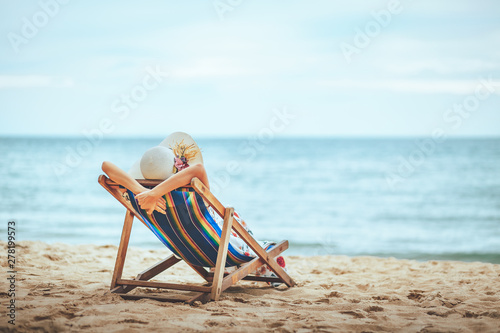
[101,161,166,214]
[102,161,147,194]
[135,163,209,215]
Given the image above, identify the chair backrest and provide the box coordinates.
[127,187,254,267]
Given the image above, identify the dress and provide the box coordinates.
[207,206,287,285]
[207,206,264,257]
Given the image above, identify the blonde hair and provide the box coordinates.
[170,140,199,160]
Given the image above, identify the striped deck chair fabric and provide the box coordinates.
[126,187,254,268]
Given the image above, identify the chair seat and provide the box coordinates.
[126,188,255,268]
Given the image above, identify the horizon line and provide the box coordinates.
[1,134,499,140]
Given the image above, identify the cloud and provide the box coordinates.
[318,78,500,95]
[380,59,500,76]
[170,57,256,79]
[0,75,74,89]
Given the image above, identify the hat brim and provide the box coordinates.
[128,158,144,179]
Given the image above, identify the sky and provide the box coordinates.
[1,0,499,138]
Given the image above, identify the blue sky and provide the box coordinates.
[1,0,499,137]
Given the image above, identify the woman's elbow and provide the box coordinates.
[102,161,111,173]
[190,163,205,178]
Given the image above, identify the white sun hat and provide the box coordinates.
[140,146,176,180]
[127,132,203,180]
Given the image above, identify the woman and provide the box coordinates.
[101,132,286,282]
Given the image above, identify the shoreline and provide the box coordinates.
[13,239,500,265]
[1,240,499,332]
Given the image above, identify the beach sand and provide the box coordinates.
[1,241,499,332]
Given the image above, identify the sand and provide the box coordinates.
[0,241,499,333]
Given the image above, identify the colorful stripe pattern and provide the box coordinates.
[126,187,255,267]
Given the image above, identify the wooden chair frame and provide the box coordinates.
[98,175,295,303]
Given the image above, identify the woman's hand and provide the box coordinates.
[136,189,166,215]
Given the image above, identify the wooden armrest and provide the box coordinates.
[190,177,226,219]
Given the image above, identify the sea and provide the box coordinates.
[1,136,499,263]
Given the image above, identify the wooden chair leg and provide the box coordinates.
[210,207,234,301]
[111,210,134,289]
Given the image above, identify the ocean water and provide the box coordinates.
[0,137,499,263]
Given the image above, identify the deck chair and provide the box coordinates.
[98,175,295,303]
